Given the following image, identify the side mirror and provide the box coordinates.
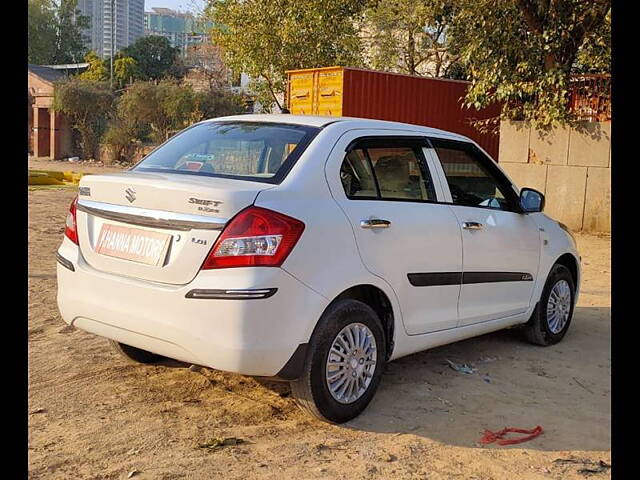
[520,187,545,213]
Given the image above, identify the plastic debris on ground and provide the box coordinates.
[446,359,477,375]
[197,437,245,451]
[479,426,543,446]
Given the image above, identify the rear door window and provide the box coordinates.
[339,139,436,201]
[368,147,434,201]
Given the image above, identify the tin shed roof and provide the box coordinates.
[28,64,66,84]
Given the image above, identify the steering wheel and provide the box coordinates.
[448,183,484,206]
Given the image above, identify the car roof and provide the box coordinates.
[209,114,471,142]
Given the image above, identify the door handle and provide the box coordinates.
[462,221,483,230]
[360,218,391,229]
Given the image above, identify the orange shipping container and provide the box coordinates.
[286,66,501,160]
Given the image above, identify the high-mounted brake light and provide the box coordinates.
[64,195,79,245]
[202,206,305,269]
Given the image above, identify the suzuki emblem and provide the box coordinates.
[125,187,136,203]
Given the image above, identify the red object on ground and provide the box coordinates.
[479,426,544,446]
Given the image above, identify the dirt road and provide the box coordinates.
[28,169,611,479]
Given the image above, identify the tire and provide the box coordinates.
[522,264,575,346]
[109,340,165,364]
[290,299,387,424]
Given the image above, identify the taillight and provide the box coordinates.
[202,206,305,269]
[64,195,79,245]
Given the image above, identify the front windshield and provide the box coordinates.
[133,121,320,183]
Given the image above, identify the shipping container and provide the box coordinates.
[285,66,501,160]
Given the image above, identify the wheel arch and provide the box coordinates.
[326,284,397,361]
[554,252,580,288]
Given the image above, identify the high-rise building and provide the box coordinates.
[76,0,145,58]
[144,8,213,56]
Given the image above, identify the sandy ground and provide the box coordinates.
[28,165,611,479]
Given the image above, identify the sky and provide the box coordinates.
[145,0,206,14]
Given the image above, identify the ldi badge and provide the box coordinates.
[188,197,223,214]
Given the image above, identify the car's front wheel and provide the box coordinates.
[522,263,576,346]
[290,299,386,423]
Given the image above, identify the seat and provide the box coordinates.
[374,155,412,198]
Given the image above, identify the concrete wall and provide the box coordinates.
[499,120,610,233]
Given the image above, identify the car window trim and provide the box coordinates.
[362,148,382,198]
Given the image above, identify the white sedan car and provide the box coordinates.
[57,114,580,423]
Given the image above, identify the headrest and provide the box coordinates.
[375,155,409,192]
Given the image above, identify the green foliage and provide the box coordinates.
[28,0,57,64]
[52,78,114,159]
[80,51,108,81]
[28,0,89,65]
[114,55,138,87]
[102,117,142,164]
[117,80,198,143]
[195,88,245,120]
[363,0,455,77]
[208,0,366,110]
[574,10,611,74]
[121,36,180,81]
[104,79,241,162]
[246,77,280,113]
[53,0,89,63]
[449,0,611,127]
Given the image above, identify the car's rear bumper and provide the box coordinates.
[56,238,327,377]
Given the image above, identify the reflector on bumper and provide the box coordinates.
[185,288,277,300]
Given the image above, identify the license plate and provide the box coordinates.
[95,224,172,266]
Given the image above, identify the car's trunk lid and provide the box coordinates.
[76,171,273,284]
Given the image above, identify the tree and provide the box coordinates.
[28,0,57,64]
[102,109,143,164]
[184,43,230,91]
[121,36,180,81]
[574,9,611,74]
[363,0,456,77]
[52,0,90,64]
[117,80,198,143]
[28,0,89,65]
[195,89,245,120]
[114,54,139,88]
[53,78,114,159]
[448,0,611,127]
[208,0,366,111]
[80,51,108,81]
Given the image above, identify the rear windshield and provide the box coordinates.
[133,121,320,184]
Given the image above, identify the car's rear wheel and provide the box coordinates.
[109,340,164,364]
[290,299,386,423]
[522,264,575,346]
